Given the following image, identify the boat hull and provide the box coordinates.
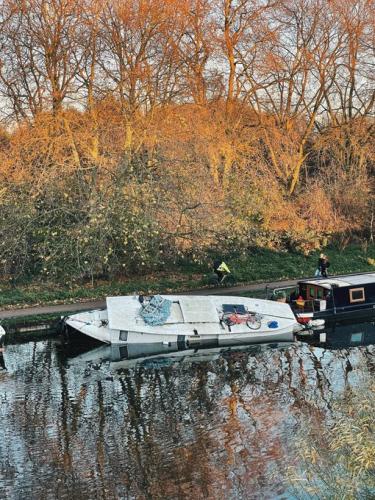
[65,315,296,345]
[64,294,300,345]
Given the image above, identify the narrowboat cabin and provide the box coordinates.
[289,272,375,323]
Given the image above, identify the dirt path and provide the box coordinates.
[0,279,297,319]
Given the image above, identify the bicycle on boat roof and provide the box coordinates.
[221,308,262,330]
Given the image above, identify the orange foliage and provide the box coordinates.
[0,0,374,280]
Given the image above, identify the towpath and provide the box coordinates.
[0,279,298,319]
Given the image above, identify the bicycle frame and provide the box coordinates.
[226,312,253,324]
[221,310,262,330]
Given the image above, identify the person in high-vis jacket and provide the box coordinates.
[213,259,231,283]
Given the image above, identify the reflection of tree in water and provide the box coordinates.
[288,379,375,498]
[0,341,374,499]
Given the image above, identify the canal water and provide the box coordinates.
[0,322,374,499]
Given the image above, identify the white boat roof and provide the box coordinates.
[179,296,218,322]
[107,295,219,331]
[299,272,375,289]
[106,294,296,331]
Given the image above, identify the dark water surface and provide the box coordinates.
[0,322,374,499]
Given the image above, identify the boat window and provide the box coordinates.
[119,346,128,357]
[309,287,315,298]
[119,330,128,341]
[351,332,364,343]
[349,288,365,303]
[317,288,323,299]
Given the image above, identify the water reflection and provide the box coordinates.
[66,341,293,371]
[0,321,374,499]
[322,319,375,348]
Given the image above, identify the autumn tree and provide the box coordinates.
[0,0,374,282]
[0,0,86,119]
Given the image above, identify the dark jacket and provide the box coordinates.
[318,258,330,275]
[213,259,221,272]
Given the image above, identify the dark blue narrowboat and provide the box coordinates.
[288,272,375,323]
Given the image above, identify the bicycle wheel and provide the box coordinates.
[223,274,236,287]
[246,317,261,330]
[208,273,220,286]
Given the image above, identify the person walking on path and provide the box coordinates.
[0,329,6,370]
[317,253,330,278]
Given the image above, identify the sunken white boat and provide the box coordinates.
[64,294,301,346]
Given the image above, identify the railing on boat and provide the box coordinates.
[265,285,325,314]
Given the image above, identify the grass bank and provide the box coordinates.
[1,244,374,309]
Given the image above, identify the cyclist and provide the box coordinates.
[213,259,231,283]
